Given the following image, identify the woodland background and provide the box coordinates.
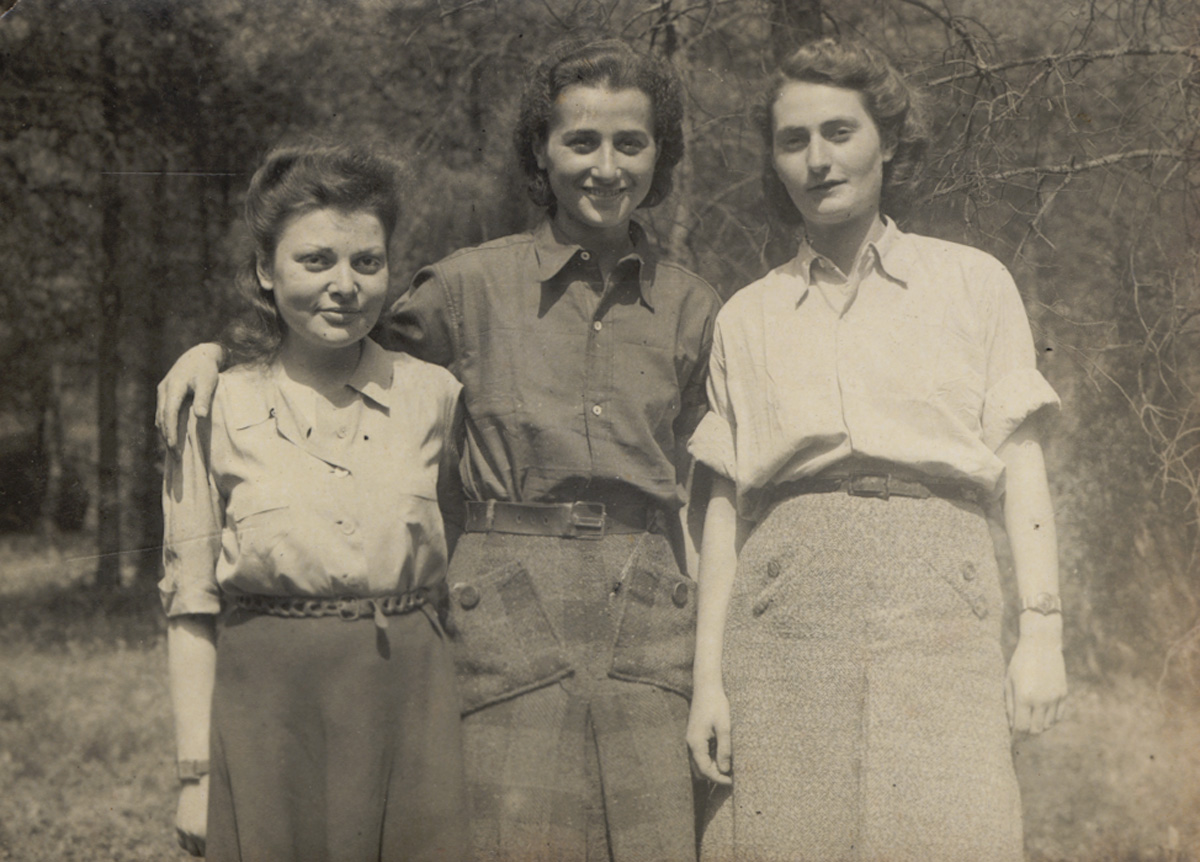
[0,0,1198,859]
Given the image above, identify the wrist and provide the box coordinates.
[1018,610,1063,642]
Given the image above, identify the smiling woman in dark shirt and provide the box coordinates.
[158,37,721,862]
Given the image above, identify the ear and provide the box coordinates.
[256,256,274,291]
[534,140,548,172]
[881,134,898,164]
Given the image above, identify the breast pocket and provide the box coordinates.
[230,501,293,581]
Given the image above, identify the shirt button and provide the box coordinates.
[336,518,356,535]
[336,427,348,439]
[672,581,690,608]
[591,404,602,416]
[962,561,977,581]
[454,583,480,610]
[592,320,602,331]
[580,251,591,261]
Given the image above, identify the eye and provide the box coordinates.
[776,131,808,152]
[563,132,599,154]
[298,252,333,270]
[616,135,650,156]
[827,126,853,142]
[353,254,386,275]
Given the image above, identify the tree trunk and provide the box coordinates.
[95,12,123,589]
[38,358,64,540]
[133,161,168,586]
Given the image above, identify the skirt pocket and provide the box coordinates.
[447,560,572,715]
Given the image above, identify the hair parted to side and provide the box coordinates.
[758,38,930,226]
[221,140,404,365]
[513,37,684,212]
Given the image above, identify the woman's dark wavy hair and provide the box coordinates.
[757,38,930,226]
[221,141,404,365]
[513,37,684,212]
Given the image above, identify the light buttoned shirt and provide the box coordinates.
[688,220,1060,520]
[160,339,462,616]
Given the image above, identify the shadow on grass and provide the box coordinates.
[0,582,164,650]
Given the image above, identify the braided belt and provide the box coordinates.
[233,590,433,629]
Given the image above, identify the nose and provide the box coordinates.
[806,137,831,172]
[590,143,618,181]
[328,262,357,298]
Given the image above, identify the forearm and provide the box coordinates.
[998,421,1062,641]
[693,475,740,688]
[168,616,218,762]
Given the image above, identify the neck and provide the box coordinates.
[807,213,885,275]
[551,212,635,275]
[276,337,363,399]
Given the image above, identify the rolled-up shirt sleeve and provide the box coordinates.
[160,409,223,617]
[980,263,1061,451]
[375,266,460,370]
[688,323,737,481]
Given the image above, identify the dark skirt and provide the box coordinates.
[205,606,468,862]
[446,528,698,862]
[701,492,1024,862]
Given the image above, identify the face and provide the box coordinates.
[535,84,658,240]
[258,208,388,359]
[771,81,894,234]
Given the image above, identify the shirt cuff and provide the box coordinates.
[982,367,1061,451]
[687,411,737,481]
[158,573,221,618]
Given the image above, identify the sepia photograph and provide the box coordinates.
[1,0,1197,859]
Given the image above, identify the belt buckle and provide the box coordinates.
[846,474,889,500]
[569,502,606,539]
[336,597,362,621]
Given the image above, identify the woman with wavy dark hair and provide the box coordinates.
[158,38,721,862]
[161,141,467,861]
[686,39,1066,861]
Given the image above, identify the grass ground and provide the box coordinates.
[1,532,1198,861]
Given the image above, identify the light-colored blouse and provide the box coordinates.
[688,220,1059,521]
[160,339,462,617]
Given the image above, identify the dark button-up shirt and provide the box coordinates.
[377,220,721,509]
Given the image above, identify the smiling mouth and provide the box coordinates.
[584,187,627,199]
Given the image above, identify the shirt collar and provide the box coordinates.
[531,218,656,308]
[225,338,394,431]
[345,338,395,412]
[783,217,910,304]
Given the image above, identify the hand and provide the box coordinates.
[686,681,732,785]
[1005,629,1067,734]
[156,343,224,450]
[175,776,209,857]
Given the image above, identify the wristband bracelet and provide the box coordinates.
[1020,592,1062,616]
[177,759,210,783]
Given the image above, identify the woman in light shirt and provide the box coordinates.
[162,142,466,861]
[685,39,1066,861]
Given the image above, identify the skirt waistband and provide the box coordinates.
[233,588,438,630]
[769,473,982,506]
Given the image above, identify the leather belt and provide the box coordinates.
[233,589,434,629]
[771,473,981,505]
[463,500,664,539]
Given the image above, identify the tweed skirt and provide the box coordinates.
[700,492,1024,862]
[446,528,698,862]
[204,607,468,862]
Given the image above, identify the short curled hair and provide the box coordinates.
[513,37,685,212]
[757,38,930,226]
[222,140,404,365]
